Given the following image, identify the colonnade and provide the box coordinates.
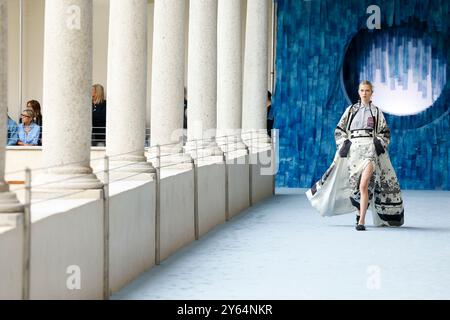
[0,0,271,212]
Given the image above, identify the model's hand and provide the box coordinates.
[374,137,385,156]
[339,139,352,157]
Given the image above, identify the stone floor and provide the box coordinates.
[112,190,450,300]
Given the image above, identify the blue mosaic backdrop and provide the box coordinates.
[273,0,450,190]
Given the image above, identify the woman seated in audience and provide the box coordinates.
[20,100,43,145]
[17,109,40,146]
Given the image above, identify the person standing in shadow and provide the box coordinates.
[92,84,107,146]
[267,91,273,137]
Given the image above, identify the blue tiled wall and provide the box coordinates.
[273,0,449,190]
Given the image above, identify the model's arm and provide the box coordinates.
[334,107,353,157]
[334,107,351,147]
[376,109,390,149]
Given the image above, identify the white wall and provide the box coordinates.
[30,199,104,299]
[0,225,22,299]
[0,147,274,299]
[159,169,195,261]
[197,161,226,237]
[0,178,158,300]
[108,179,156,293]
[228,154,250,218]
[250,150,274,203]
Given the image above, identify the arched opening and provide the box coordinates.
[342,20,447,116]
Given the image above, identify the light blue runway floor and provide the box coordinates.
[112,190,450,300]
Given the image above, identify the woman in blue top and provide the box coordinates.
[7,116,19,145]
[17,109,40,146]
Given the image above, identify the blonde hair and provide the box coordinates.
[359,80,374,92]
[92,84,105,104]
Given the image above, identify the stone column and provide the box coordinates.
[185,0,222,159]
[40,0,102,190]
[0,0,23,215]
[106,0,155,173]
[151,0,189,166]
[217,0,247,153]
[242,0,270,150]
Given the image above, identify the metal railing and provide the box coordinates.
[4,130,276,300]
[7,127,275,149]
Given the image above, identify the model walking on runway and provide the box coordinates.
[306,80,404,231]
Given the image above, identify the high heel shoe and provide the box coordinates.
[356,224,366,231]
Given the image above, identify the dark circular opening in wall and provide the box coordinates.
[342,20,447,116]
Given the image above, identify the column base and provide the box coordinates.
[150,143,185,155]
[0,190,24,214]
[106,158,156,184]
[34,173,103,190]
[0,213,23,228]
[30,188,104,200]
[109,158,156,174]
[216,136,248,154]
[242,130,271,153]
[147,152,193,170]
[33,165,104,196]
[184,140,224,160]
[225,148,249,162]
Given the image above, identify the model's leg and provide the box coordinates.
[358,162,374,225]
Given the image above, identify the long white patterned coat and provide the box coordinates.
[306,103,404,227]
